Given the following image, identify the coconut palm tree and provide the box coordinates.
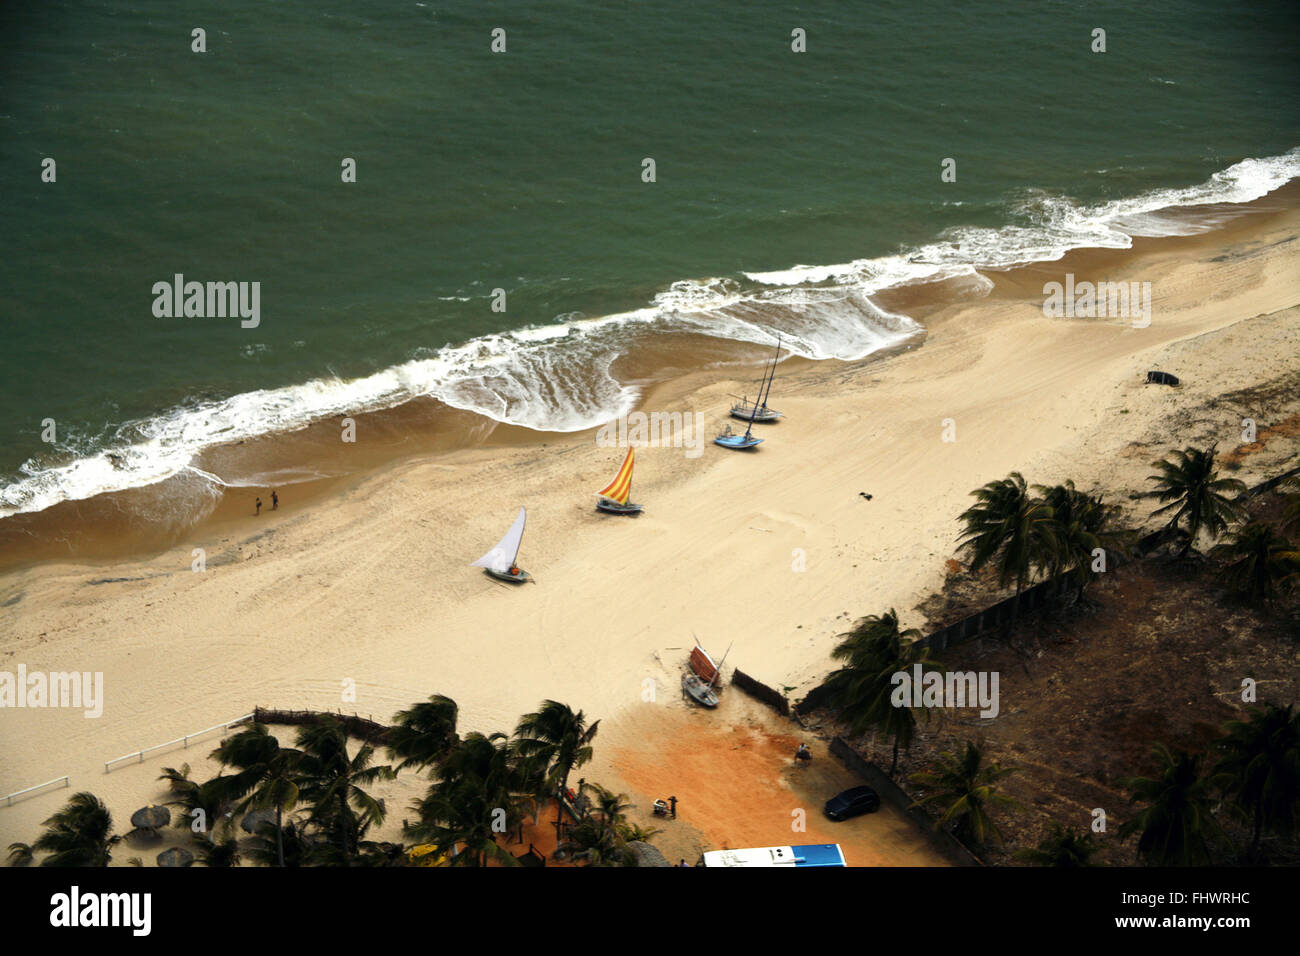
[1145,445,1245,558]
[294,717,396,864]
[1015,824,1097,866]
[1119,743,1222,866]
[387,694,460,773]
[909,740,1020,848]
[957,473,1059,631]
[1217,522,1299,606]
[823,610,938,775]
[1036,481,1129,599]
[562,782,636,866]
[209,723,303,868]
[22,792,120,866]
[6,843,34,867]
[193,833,240,868]
[1212,704,1300,857]
[405,731,527,867]
[158,763,234,843]
[513,700,599,828]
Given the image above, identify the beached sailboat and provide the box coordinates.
[730,336,784,423]
[716,338,777,450]
[682,638,730,708]
[470,507,532,584]
[595,447,643,515]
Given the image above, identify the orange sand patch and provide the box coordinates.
[604,695,950,866]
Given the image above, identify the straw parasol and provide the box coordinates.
[156,847,194,868]
[131,805,171,830]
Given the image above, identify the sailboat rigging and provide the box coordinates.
[470,507,532,584]
[730,336,784,423]
[595,448,643,515]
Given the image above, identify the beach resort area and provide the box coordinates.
[1,1,1298,929]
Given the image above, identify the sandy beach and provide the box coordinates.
[2,197,1298,861]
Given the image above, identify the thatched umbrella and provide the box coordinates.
[156,847,194,868]
[131,805,171,830]
[240,808,276,834]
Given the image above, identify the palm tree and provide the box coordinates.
[1119,743,1222,865]
[387,694,459,773]
[513,700,599,828]
[1217,522,1299,605]
[193,833,240,867]
[1212,704,1300,857]
[823,610,937,775]
[958,473,1059,632]
[209,723,302,868]
[6,843,33,867]
[1015,824,1097,866]
[405,731,527,867]
[563,782,636,866]
[1145,445,1245,558]
[1280,476,1300,536]
[294,717,396,864]
[909,740,1020,848]
[23,792,121,866]
[1036,481,1129,599]
[158,763,234,843]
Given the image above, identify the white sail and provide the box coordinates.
[471,507,526,572]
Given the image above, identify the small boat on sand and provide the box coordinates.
[595,448,643,515]
[470,507,532,584]
[729,336,784,423]
[682,638,730,708]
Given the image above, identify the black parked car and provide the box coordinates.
[824,785,881,821]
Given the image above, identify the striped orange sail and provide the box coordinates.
[596,448,634,505]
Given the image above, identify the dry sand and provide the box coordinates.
[2,201,1298,862]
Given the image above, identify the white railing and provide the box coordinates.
[3,775,70,807]
[104,712,255,773]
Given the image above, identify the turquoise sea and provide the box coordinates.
[2,0,1297,518]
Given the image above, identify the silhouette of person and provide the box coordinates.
[255,497,262,516]
[271,490,278,510]
[669,795,677,819]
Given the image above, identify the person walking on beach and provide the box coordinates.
[669,795,677,819]
[255,497,262,516]
[271,490,278,511]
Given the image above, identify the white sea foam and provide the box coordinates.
[3,150,1296,518]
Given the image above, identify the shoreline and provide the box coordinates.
[2,182,1298,575]
[2,190,1299,855]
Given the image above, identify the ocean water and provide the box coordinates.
[1,0,1298,518]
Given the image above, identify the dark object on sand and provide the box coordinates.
[795,743,812,761]
[1146,370,1180,386]
[859,492,873,500]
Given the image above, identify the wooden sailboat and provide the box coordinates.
[682,638,731,708]
[715,362,769,450]
[595,447,643,515]
[470,507,532,584]
[730,336,784,423]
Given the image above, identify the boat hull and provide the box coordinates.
[596,499,643,515]
[484,567,531,584]
[682,673,719,708]
[714,434,763,450]
[730,405,781,423]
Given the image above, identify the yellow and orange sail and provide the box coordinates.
[596,448,634,505]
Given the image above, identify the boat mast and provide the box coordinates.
[743,346,773,439]
[757,335,781,411]
[708,642,733,691]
